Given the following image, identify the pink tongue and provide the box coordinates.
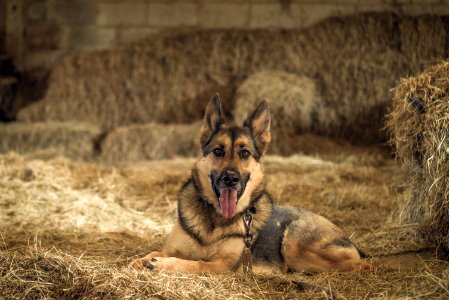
[219,188,238,219]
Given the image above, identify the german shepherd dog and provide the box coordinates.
[130,94,370,274]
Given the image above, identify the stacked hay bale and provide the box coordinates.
[100,122,200,163]
[0,121,203,162]
[387,61,449,248]
[0,122,103,161]
[16,14,449,145]
[233,71,327,132]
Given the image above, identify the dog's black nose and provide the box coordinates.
[221,170,240,187]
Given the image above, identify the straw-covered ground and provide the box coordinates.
[1,148,448,299]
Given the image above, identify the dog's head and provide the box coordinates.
[194,94,271,219]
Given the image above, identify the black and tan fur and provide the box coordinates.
[130,94,370,274]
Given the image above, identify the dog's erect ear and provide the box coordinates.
[244,101,271,156]
[200,93,225,148]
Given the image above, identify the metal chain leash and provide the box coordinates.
[242,209,254,274]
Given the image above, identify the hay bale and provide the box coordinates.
[386,61,449,248]
[269,131,389,162]
[17,14,449,145]
[100,122,201,163]
[101,122,388,162]
[233,71,326,132]
[0,122,103,160]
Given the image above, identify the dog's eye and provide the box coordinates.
[213,148,225,157]
[239,149,251,159]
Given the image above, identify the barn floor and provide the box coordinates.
[1,147,448,299]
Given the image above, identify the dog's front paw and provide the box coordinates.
[129,251,166,269]
[146,257,179,272]
[129,258,150,269]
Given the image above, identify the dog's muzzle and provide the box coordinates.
[211,170,249,219]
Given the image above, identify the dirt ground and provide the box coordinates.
[1,145,448,299]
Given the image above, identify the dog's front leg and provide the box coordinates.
[146,256,236,274]
[130,223,244,273]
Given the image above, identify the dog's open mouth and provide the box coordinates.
[212,183,245,219]
[218,188,238,219]
[211,172,249,219]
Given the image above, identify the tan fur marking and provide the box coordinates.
[143,255,237,274]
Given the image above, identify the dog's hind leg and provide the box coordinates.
[281,214,370,273]
[283,239,370,273]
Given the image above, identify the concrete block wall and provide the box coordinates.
[0,1,5,53]
[3,0,449,72]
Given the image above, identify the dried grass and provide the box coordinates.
[17,14,449,144]
[2,150,448,299]
[386,60,449,249]
[0,122,103,161]
[2,245,448,300]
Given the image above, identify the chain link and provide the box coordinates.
[243,210,253,248]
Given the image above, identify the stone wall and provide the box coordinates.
[3,0,449,72]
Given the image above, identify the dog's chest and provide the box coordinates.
[252,206,299,266]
